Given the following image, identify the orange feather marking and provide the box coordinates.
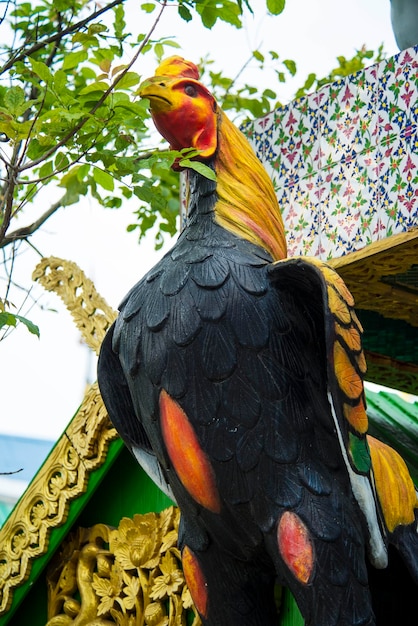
[333,341,363,400]
[343,398,368,434]
[182,546,209,618]
[327,286,352,325]
[368,435,418,532]
[356,350,367,375]
[322,267,355,306]
[159,390,221,513]
[277,511,315,584]
[335,322,362,353]
[351,310,364,333]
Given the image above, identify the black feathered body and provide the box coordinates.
[98,170,386,625]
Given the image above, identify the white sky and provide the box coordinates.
[0,0,400,441]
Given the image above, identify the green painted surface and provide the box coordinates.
[77,440,173,528]
[280,589,304,626]
[359,311,418,366]
[366,389,418,483]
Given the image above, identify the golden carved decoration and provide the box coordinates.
[0,257,119,616]
[329,228,418,328]
[32,256,117,355]
[0,382,118,615]
[330,229,418,393]
[46,507,202,626]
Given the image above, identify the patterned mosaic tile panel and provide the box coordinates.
[244,47,418,259]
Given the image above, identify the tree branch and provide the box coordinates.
[0,196,64,248]
[0,0,125,75]
[0,142,20,244]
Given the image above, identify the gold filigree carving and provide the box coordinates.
[329,230,418,392]
[0,383,118,615]
[46,507,202,626]
[0,258,119,616]
[32,256,117,354]
[330,228,418,328]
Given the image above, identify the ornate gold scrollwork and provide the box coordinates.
[0,257,119,615]
[330,229,418,328]
[46,507,202,626]
[33,256,117,355]
[0,382,119,615]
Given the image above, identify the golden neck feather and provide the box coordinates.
[213,111,287,261]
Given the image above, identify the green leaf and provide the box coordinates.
[154,43,164,60]
[134,182,153,203]
[53,69,70,94]
[4,86,25,115]
[79,81,109,95]
[0,311,16,330]
[252,50,264,63]
[28,58,53,84]
[39,160,54,179]
[88,23,108,35]
[59,166,88,205]
[267,0,286,15]
[198,6,216,28]
[0,119,14,137]
[93,167,115,191]
[178,159,216,181]
[162,39,181,49]
[141,3,156,13]
[55,152,70,171]
[115,71,140,90]
[304,72,317,90]
[63,50,88,71]
[14,314,40,337]
[77,164,90,181]
[0,311,39,337]
[178,4,192,21]
[283,58,297,76]
[1,118,33,140]
[72,32,99,47]
[27,138,45,160]
[196,1,242,28]
[113,4,126,39]
[263,88,276,99]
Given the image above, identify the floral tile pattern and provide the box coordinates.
[244,47,418,259]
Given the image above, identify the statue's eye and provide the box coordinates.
[184,84,197,97]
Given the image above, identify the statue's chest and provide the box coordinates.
[136,250,277,393]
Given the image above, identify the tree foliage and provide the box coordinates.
[0,0,288,335]
[0,0,383,337]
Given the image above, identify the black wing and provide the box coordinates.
[98,322,175,501]
[269,256,387,568]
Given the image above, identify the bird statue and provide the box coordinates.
[98,56,418,626]
[390,0,418,50]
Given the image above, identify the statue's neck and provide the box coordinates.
[182,112,287,262]
[185,166,217,223]
[213,113,287,261]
